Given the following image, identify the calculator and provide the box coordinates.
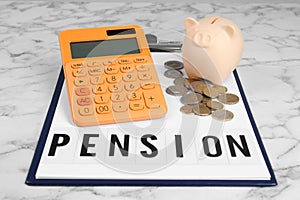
[59,25,168,126]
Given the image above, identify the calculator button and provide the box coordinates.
[134,57,147,63]
[141,81,155,89]
[105,66,119,74]
[103,60,117,66]
[127,91,141,101]
[88,68,104,76]
[75,87,90,96]
[70,62,84,69]
[118,58,131,64]
[122,73,137,82]
[77,97,92,106]
[94,94,110,104]
[92,85,107,94]
[90,76,105,85]
[129,100,144,111]
[108,84,123,93]
[74,78,88,86]
[72,69,87,77]
[124,82,140,91]
[79,106,94,116]
[138,73,152,80]
[96,104,111,114]
[143,90,161,109]
[120,64,134,73]
[111,93,126,102]
[87,60,101,67]
[112,102,128,112]
[106,74,122,84]
[136,64,150,72]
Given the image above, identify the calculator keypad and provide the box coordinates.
[65,56,167,126]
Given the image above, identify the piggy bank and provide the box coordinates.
[182,16,244,84]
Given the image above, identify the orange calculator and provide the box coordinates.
[59,25,167,126]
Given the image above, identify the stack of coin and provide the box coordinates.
[164,60,239,122]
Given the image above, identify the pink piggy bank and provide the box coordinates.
[182,16,244,84]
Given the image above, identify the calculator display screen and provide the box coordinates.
[70,38,140,59]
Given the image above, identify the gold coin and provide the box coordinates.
[202,96,212,103]
[192,104,211,116]
[213,85,228,94]
[180,93,203,105]
[206,101,224,110]
[166,85,188,96]
[217,93,239,105]
[212,109,234,121]
[190,81,208,94]
[180,105,194,115]
[203,87,219,98]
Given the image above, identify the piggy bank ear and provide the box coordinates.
[184,17,198,30]
[223,25,235,38]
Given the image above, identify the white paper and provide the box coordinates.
[36,53,271,181]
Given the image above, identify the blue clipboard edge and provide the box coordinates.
[25,67,277,186]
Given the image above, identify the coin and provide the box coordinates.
[202,96,211,103]
[180,105,194,115]
[180,93,203,105]
[190,81,208,94]
[192,104,212,116]
[212,109,234,121]
[206,101,224,110]
[213,85,228,94]
[203,87,219,98]
[173,77,189,87]
[164,69,183,79]
[166,85,188,96]
[217,93,239,105]
[164,60,184,70]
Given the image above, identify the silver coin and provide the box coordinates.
[206,101,224,110]
[203,87,220,98]
[180,93,203,105]
[166,85,188,96]
[192,104,212,116]
[212,109,234,121]
[164,60,184,70]
[173,77,189,87]
[217,93,239,105]
[180,105,194,115]
[164,69,183,79]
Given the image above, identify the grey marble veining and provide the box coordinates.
[0,1,300,199]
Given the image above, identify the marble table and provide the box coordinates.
[1,1,300,199]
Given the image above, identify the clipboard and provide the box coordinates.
[26,53,277,186]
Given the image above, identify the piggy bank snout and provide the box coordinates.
[193,32,211,48]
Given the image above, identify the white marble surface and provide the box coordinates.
[0,1,300,199]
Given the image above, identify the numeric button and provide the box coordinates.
[79,106,94,116]
[96,104,111,114]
